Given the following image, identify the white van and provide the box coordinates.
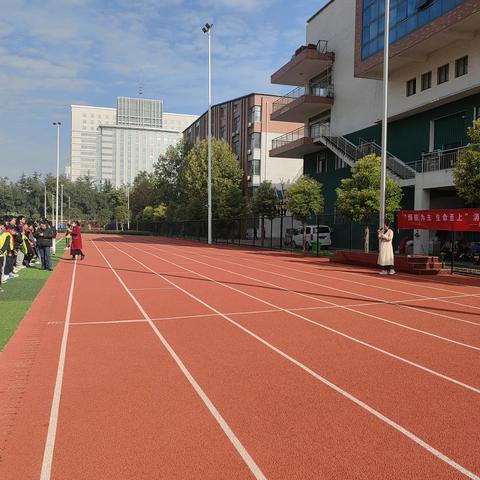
[291,225,332,249]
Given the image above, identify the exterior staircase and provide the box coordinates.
[312,127,416,183]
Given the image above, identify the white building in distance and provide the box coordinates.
[70,97,197,186]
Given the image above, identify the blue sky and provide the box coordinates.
[0,0,328,180]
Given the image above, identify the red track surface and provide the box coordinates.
[1,234,479,479]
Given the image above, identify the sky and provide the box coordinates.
[0,0,329,180]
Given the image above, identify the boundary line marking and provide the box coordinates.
[92,241,267,480]
[103,239,480,479]
[40,260,78,480]
[129,242,480,393]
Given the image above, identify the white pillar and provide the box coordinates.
[413,184,430,255]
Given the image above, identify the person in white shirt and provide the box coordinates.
[378,222,395,275]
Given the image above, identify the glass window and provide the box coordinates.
[249,106,261,123]
[455,56,468,77]
[249,133,261,149]
[233,116,240,134]
[406,77,416,96]
[437,64,449,84]
[249,160,260,176]
[361,0,466,60]
[421,71,432,90]
[316,151,327,174]
[232,139,240,157]
[219,126,226,139]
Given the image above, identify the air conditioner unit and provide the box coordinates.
[247,149,252,155]
[231,132,236,137]
[248,122,253,127]
[247,175,251,181]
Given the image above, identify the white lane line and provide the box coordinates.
[129,287,178,291]
[131,242,480,394]
[138,238,480,326]
[71,319,147,326]
[173,246,480,327]
[106,240,480,479]
[140,243,480,351]
[40,260,78,480]
[92,241,267,480]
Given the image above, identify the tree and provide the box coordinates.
[286,176,324,252]
[115,205,130,230]
[153,204,168,222]
[181,138,245,221]
[129,172,158,218]
[336,154,403,253]
[96,208,112,229]
[453,120,480,205]
[66,207,83,222]
[252,181,278,245]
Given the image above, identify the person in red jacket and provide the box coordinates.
[70,221,85,260]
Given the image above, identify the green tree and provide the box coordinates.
[129,172,158,218]
[96,208,112,228]
[140,206,154,222]
[66,207,83,222]
[115,205,130,230]
[453,120,480,205]
[181,138,245,221]
[286,176,324,252]
[153,204,168,222]
[252,181,278,246]
[336,154,403,253]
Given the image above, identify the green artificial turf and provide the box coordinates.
[0,240,65,350]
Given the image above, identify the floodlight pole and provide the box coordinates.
[203,23,213,245]
[380,0,390,230]
[53,122,61,231]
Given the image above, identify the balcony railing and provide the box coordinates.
[407,146,467,173]
[271,123,330,150]
[272,83,334,113]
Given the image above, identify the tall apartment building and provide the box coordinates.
[270,0,480,253]
[183,93,304,196]
[70,97,197,186]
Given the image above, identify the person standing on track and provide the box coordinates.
[377,222,395,275]
[70,221,85,260]
[64,223,72,250]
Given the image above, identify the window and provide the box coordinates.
[421,71,432,91]
[249,160,260,176]
[334,156,346,170]
[316,152,327,174]
[406,78,416,96]
[233,116,240,134]
[437,64,449,84]
[232,139,240,157]
[455,56,468,77]
[219,126,226,139]
[249,133,261,150]
[249,106,261,124]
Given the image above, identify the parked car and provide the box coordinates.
[285,228,300,246]
[291,225,332,249]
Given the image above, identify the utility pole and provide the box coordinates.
[203,23,213,244]
[61,184,64,227]
[379,0,390,229]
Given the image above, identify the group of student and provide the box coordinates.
[0,216,85,293]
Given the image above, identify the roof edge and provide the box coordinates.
[307,0,336,24]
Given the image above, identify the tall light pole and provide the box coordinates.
[126,184,130,230]
[379,0,390,229]
[53,122,61,231]
[68,196,71,223]
[61,184,64,226]
[203,22,213,244]
[44,181,47,219]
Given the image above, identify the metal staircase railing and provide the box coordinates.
[312,127,416,180]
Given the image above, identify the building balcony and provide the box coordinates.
[408,146,467,173]
[270,84,334,123]
[271,41,334,86]
[269,124,329,158]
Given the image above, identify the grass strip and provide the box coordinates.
[0,239,65,350]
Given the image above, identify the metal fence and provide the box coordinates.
[135,214,480,275]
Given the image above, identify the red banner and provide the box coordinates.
[398,209,480,232]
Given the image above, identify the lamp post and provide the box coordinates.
[61,184,64,226]
[44,181,47,219]
[379,0,390,230]
[53,122,61,231]
[126,184,130,230]
[202,23,213,244]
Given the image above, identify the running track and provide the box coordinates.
[1,234,479,479]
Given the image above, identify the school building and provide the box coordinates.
[269,0,480,253]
